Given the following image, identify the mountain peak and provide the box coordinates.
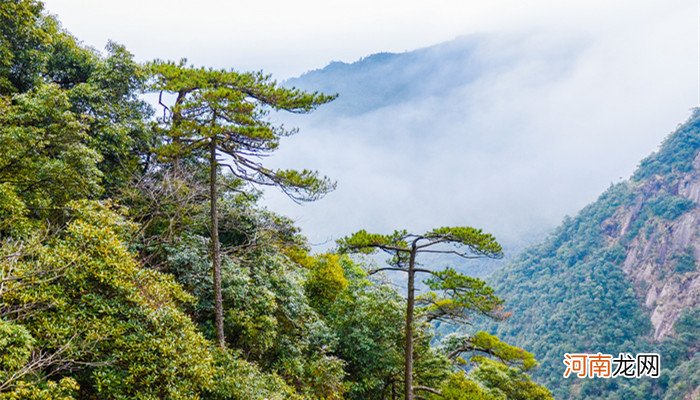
[286,36,482,115]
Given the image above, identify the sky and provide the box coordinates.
[42,1,700,80]
[42,0,700,249]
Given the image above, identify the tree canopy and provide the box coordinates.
[338,227,549,400]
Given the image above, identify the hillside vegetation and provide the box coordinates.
[489,111,700,399]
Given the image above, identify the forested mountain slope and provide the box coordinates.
[489,111,700,399]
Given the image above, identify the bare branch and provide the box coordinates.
[158,90,170,120]
[367,266,408,275]
[415,249,484,259]
[413,268,440,275]
[414,385,442,396]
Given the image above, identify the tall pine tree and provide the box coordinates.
[150,61,336,347]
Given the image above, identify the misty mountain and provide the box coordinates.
[266,33,692,262]
[286,37,485,116]
[485,111,700,399]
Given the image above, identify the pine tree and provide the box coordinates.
[338,227,505,400]
[150,61,336,347]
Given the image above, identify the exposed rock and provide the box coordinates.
[611,153,700,340]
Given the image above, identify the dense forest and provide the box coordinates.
[0,1,552,399]
[487,112,700,399]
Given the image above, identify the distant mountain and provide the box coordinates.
[280,35,559,273]
[269,33,690,262]
[487,111,700,399]
[287,37,485,116]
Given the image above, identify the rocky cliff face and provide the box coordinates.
[606,152,700,340]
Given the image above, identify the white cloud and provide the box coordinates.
[41,0,699,248]
[261,5,698,245]
[43,1,694,78]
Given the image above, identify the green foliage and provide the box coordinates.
[148,60,336,202]
[336,229,410,253]
[204,349,302,400]
[66,41,153,193]
[490,239,652,397]
[0,3,552,399]
[427,227,503,257]
[469,357,553,400]
[624,192,695,240]
[0,0,50,94]
[672,248,697,273]
[0,320,34,382]
[421,269,505,323]
[635,110,700,181]
[0,183,32,236]
[149,58,336,352]
[325,273,405,398]
[434,333,551,399]
[654,309,700,400]
[0,378,79,400]
[0,0,152,196]
[646,193,695,220]
[434,361,553,400]
[305,254,350,311]
[436,372,501,400]
[442,331,537,370]
[120,167,209,248]
[662,355,700,400]
[658,307,700,372]
[149,197,346,398]
[0,84,102,227]
[337,227,544,399]
[485,182,652,397]
[1,201,216,398]
[338,227,503,258]
[483,112,700,399]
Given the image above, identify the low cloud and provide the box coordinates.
[262,6,698,249]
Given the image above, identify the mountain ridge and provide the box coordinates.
[487,110,700,399]
[286,35,485,116]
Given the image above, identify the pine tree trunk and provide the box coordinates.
[405,247,416,400]
[171,90,186,174]
[210,136,225,348]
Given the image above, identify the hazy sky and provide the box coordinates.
[42,1,699,80]
[42,0,700,248]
